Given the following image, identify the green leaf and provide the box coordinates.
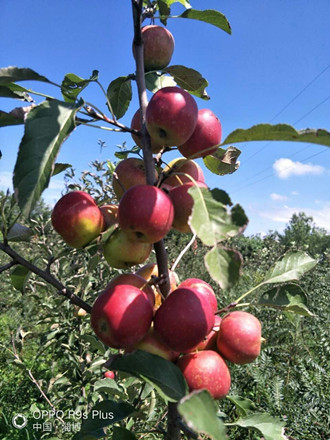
[145,72,177,93]
[61,71,98,103]
[157,1,171,25]
[111,350,187,402]
[7,223,33,242]
[0,83,34,101]
[106,76,132,119]
[178,390,226,440]
[222,123,330,148]
[52,162,72,176]
[94,378,125,397]
[258,284,314,316]
[203,146,241,175]
[0,110,24,127]
[161,0,191,8]
[205,247,243,290]
[80,334,106,353]
[228,412,288,440]
[179,9,231,35]
[188,186,248,246]
[78,400,135,434]
[263,251,317,285]
[226,395,256,417]
[10,265,30,292]
[13,99,82,217]
[0,66,50,84]
[112,427,137,440]
[164,65,209,99]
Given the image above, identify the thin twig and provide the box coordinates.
[171,234,197,272]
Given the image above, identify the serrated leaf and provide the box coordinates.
[164,65,209,99]
[178,390,226,440]
[189,186,248,246]
[0,110,24,127]
[61,71,98,103]
[10,265,30,292]
[106,76,132,119]
[0,83,34,101]
[205,246,242,290]
[112,426,137,440]
[13,99,82,217]
[145,72,177,93]
[222,123,330,148]
[204,146,241,175]
[228,413,288,440]
[263,252,317,285]
[226,395,256,417]
[78,400,135,434]
[0,66,50,84]
[179,9,231,35]
[111,350,187,402]
[52,163,72,176]
[258,284,314,316]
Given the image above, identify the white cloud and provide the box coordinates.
[270,192,289,202]
[273,158,325,179]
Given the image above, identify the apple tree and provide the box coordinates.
[0,1,329,439]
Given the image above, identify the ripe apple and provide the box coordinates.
[178,109,222,159]
[169,181,208,233]
[118,185,174,243]
[146,87,198,147]
[104,371,115,379]
[217,311,262,364]
[103,228,152,269]
[179,278,218,313]
[135,25,175,71]
[177,350,231,399]
[131,109,164,153]
[153,287,215,353]
[161,157,205,188]
[108,273,155,307]
[112,157,158,200]
[191,315,221,352]
[131,328,179,362]
[99,204,118,229]
[91,283,153,349]
[51,191,104,248]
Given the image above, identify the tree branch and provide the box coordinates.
[0,241,92,313]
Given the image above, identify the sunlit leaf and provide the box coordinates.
[61,71,98,102]
[13,99,82,217]
[111,350,187,402]
[226,395,256,417]
[0,66,50,84]
[52,163,72,176]
[178,390,226,439]
[145,72,177,93]
[263,252,317,284]
[106,76,132,119]
[179,9,231,34]
[258,284,314,316]
[164,65,209,99]
[205,246,243,290]
[222,123,330,148]
[0,83,34,101]
[228,413,288,440]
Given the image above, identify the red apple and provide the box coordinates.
[146,87,198,147]
[104,371,115,379]
[112,158,158,200]
[191,315,221,352]
[118,185,174,243]
[217,311,262,364]
[99,204,118,230]
[132,328,179,362]
[136,25,175,71]
[179,278,218,313]
[51,191,104,248]
[103,228,152,269]
[169,181,208,233]
[91,283,153,349]
[178,109,222,159]
[108,273,155,307]
[131,109,164,153]
[161,158,205,188]
[177,350,231,399]
[154,287,215,353]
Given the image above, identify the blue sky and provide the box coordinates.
[1,0,329,235]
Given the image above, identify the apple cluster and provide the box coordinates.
[50,24,261,401]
